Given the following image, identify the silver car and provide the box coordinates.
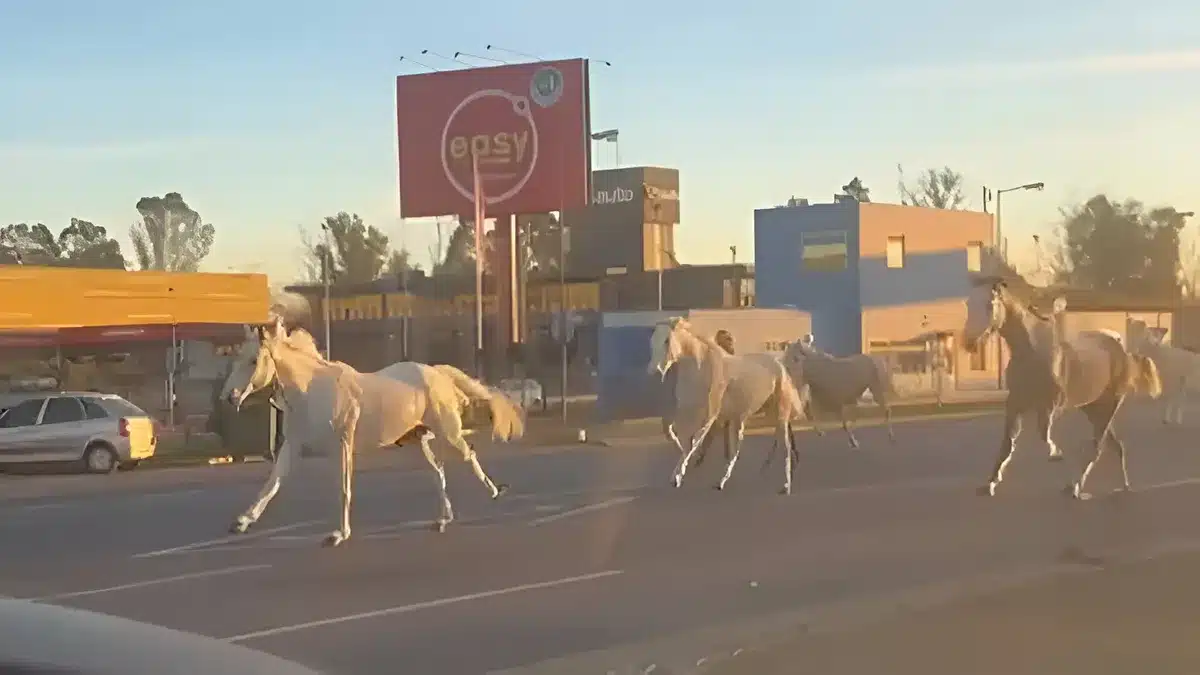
[0,392,158,473]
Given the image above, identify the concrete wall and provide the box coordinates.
[1062,310,1173,343]
[754,201,861,355]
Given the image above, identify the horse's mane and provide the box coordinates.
[970,274,1055,322]
[659,317,728,355]
[269,291,313,332]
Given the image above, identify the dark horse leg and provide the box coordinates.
[1036,408,1065,462]
[1070,395,1127,499]
[979,404,1023,496]
[691,422,729,468]
[839,404,860,449]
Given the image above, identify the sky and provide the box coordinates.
[2,0,1199,283]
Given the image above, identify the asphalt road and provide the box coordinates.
[2,403,1200,675]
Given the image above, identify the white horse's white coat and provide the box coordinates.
[647,317,807,494]
[223,316,524,546]
[1128,320,1200,425]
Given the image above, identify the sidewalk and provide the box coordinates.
[706,549,1200,675]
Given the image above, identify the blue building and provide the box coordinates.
[754,199,994,359]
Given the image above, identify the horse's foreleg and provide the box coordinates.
[1111,430,1131,491]
[323,408,359,547]
[230,438,294,534]
[1037,408,1063,461]
[980,407,1022,496]
[672,417,716,488]
[840,406,859,449]
[417,431,454,532]
[715,421,747,491]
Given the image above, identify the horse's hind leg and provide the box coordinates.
[417,431,454,532]
[979,407,1022,496]
[1111,430,1131,491]
[839,406,860,449]
[1037,408,1063,462]
[715,421,747,491]
[1071,397,1125,500]
[868,385,897,444]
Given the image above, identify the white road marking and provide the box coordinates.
[132,519,324,558]
[27,564,271,602]
[136,488,205,501]
[12,502,68,513]
[222,569,624,643]
[529,496,637,526]
[1138,477,1200,492]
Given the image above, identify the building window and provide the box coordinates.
[967,241,983,272]
[886,236,905,269]
[800,230,848,271]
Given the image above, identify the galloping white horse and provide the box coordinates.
[964,278,1162,499]
[781,334,897,449]
[1127,319,1200,426]
[647,317,807,494]
[223,314,524,546]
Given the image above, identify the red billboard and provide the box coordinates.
[396,59,592,219]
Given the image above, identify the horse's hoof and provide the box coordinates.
[322,532,347,547]
[977,483,997,497]
[778,486,792,496]
[431,521,448,533]
[229,519,251,534]
[848,440,860,450]
[671,475,683,488]
[713,482,726,491]
[1048,453,1065,462]
[493,483,510,499]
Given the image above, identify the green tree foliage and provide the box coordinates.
[1055,194,1187,297]
[299,212,416,284]
[129,192,215,271]
[839,177,871,203]
[896,164,968,210]
[0,219,126,268]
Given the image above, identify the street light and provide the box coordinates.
[994,182,1045,262]
[591,129,619,168]
[320,222,333,359]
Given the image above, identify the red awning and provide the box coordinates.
[0,323,246,348]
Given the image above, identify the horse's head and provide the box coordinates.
[220,324,277,411]
[648,317,690,380]
[963,277,1010,353]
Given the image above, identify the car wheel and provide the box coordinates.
[82,444,119,474]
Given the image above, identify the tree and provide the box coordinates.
[839,177,871,203]
[300,212,390,285]
[384,248,421,277]
[129,192,215,271]
[1054,194,1185,297]
[0,220,126,269]
[896,165,968,210]
[436,218,480,276]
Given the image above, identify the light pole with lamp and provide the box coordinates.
[591,129,619,168]
[320,222,333,359]
[994,182,1045,262]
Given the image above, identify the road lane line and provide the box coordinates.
[1138,477,1200,492]
[27,564,271,602]
[132,519,324,558]
[222,569,624,643]
[529,496,637,526]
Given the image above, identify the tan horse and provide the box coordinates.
[964,278,1162,499]
[224,313,524,546]
[648,317,807,494]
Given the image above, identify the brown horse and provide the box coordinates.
[963,278,1162,499]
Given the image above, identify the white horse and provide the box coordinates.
[780,334,897,449]
[223,316,524,546]
[1127,320,1200,426]
[647,317,807,494]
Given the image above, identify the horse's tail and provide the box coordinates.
[774,362,808,423]
[1129,353,1164,399]
[869,355,897,403]
[431,365,526,442]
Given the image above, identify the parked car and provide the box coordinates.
[0,392,157,473]
[497,378,544,409]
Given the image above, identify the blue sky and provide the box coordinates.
[2,0,1198,282]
